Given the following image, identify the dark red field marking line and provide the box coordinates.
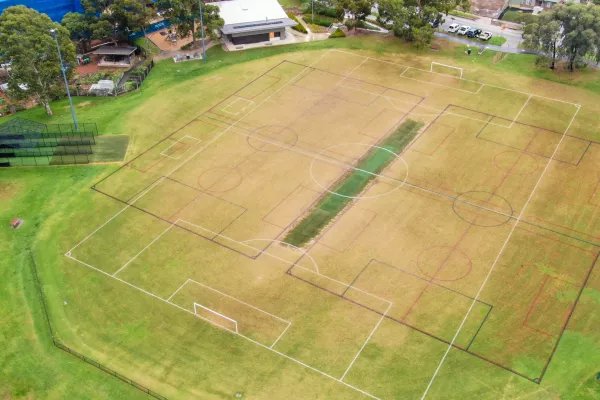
[401,223,475,321]
[201,112,365,165]
[522,275,553,337]
[317,209,377,253]
[465,104,593,166]
[261,185,322,229]
[589,177,600,207]
[285,263,537,383]
[493,150,540,176]
[465,305,493,351]
[525,215,600,243]
[91,61,289,193]
[399,174,600,251]
[128,140,184,174]
[537,250,600,382]
[237,76,281,101]
[408,124,456,156]
[283,59,426,103]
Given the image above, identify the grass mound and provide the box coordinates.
[284,119,423,247]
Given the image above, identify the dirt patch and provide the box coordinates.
[0,181,22,201]
[470,0,506,17]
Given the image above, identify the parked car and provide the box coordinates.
[447,23,460,33]
[479,31,493,41]
[457,25,470,35]
[466,28,482,38]
[429,19,440,28]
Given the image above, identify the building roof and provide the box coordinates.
[93,46,137,56]
[208,0,295,34]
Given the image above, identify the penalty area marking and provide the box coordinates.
[222,97,255,116]
[160,135,201,160]
[330,49,581,107]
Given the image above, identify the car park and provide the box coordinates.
[457,25,470,35]
[479,31,493,41]
[466,28,482,38]
[447,23,460,33]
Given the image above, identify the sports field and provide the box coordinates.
[61,49,599,399]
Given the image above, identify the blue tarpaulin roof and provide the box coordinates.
[0,0,84,21]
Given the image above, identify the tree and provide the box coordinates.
[523,3,600,72]
[336,0,374,29]
[159,0,224,44]
[80,0,152,42]
[62,12,94,52]
[0,6,76,116]
[523,14,561,69]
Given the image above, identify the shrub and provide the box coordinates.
[303,15,334,27]
[180,42,193,50]
[287,12,307,34]
[123,81,137,92]
[329,28,345,38]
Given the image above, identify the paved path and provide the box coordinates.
[434,32,535,55]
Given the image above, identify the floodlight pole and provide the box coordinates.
[198,0,207,62]
[50,28,78,131]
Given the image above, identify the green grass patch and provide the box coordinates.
[287,12,308,33]
[284,119,423,247]
[133,37,160,58]
[89,135,130,163]
[488,36,507,46]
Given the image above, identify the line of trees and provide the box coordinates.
[523,3,600,71]
[0,1,223,116]
[316,0,468,49]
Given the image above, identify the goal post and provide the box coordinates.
[193,302,238,334]
[430,62,464,79]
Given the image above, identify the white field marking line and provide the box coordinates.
[167,278,190,302]
[340,302,393,382]
[331,49,581,107]
[270,322,292,349]
[222,97,255,116]
[430,62,463,79]
[65,252,381,399]
[241,238,320,273]
[194,302,239,333]
[66,50,331,255]
[400,66,409,77]
[112,224,174,276]
[420,104,582,400]
[509,94,532,128]
[220,123,516,221]
[397,67,481,94]
[187,279,291,324]
[177,219,392,305]
[160,135,202,160]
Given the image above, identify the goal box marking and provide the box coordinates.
[431,62,464,79]
[194,302,239,333]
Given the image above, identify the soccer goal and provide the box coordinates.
[430,62,464,79]
[193,302,238,334]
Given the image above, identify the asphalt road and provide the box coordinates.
[438,15,523,50]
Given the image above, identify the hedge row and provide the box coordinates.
[287,12,307,34]
[303,15,335,27]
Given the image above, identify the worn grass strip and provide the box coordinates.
[284,119,423,247]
